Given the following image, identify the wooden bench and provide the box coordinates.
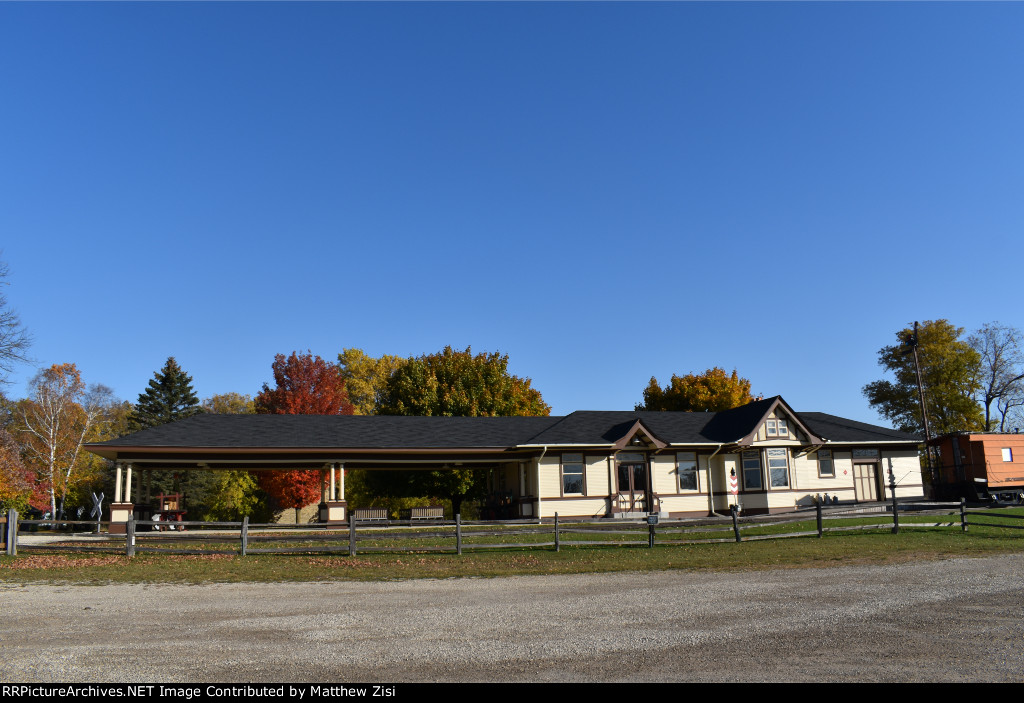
[351,507,389,523]
[400,505,444,522]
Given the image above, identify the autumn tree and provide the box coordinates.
[375,346,549,516]
[19,364,114,519]
[130,357,202,431]
[202,392,256,415]
[637,367,754,412]
[0,419,31,512]
[376,346,549,418]
[254,351,353,522]
[255,351,354,416]
[337,348,407,415]
[863,320,984,436]
[0,258,31,385]
[969,322,1024,432]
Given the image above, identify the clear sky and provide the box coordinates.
[2,2,1022,425]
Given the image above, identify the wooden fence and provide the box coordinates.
[4,501,1023,559]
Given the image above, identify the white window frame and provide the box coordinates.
[677,451,698,492]
[742,450,763,490]
[560,453,585,496]
[767,448,790,488]
[1002,447,1014,462]
[817,449,835,478]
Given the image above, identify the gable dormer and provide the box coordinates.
[611,419,667,451]
[723,396,824,447]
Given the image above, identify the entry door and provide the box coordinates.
[617,463,648,511]
[853,463,879,502]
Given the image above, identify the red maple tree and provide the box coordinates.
[254,351,353,521]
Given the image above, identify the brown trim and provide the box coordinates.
[611,420,668,450]
[734,398,824,447]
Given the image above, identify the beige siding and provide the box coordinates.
[538,455,562,500]
[651,454,676,494]
[586,455,611,496]
[543,498,609,519]
[659,494,710,515]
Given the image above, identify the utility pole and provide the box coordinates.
[905,321,936,494]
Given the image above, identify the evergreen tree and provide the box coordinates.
[130,357,201,431]
[128,358,210,513]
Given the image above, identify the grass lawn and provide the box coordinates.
[2,507,1022,585]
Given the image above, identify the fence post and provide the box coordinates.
[456,513,462,556]
[554,513,560,552]
[648,521,655,549]
[349,515,357,556]
[6,508,17,557]
[960,497,968,532]
[816,499,823,538]
[731,505,742,543]
[890,470,899,534]
[240,515,249,557]
[125,517,136,558]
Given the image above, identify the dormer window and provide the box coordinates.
[766,418,789,437]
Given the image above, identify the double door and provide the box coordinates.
[617,462,649,512]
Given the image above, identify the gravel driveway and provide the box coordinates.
[2,554,1022,682]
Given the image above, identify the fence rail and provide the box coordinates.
[3,500,1022,559]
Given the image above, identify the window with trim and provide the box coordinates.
[766,419,790,438]
[767,448,789,488]
[817,449,835,478]
[1003,448,1014,462]
[677,452,698,491]
[742,450,762,490]
[561,453,585,495]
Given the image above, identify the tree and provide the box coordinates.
[376,346,549,516]
[127,357,211,513]
[202,392,256,414]
[255,351,353,416]
[863,320,984,435]
[19,364,113,518]
[376,346,549,418]
[129,357,202,431]
[0,258,31,385]
[969,322,1024,432]
[0,420,32,512]
[637,367,754,412]
[337,348,407,415]
[254,351,353,522]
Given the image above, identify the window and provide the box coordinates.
[766,419,777,437]
[817,449,835,478]
[1003,448,1014,462]
[767,448,789,488]
[677,452,698,491]
[742,450,762,490]
[777,419,789,437]
[766,418,790,438]
[561,453,585,495]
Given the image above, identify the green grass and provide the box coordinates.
[2,507,1023,585]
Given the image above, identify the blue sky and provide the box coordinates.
[2,2,1022,424]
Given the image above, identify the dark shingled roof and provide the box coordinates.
[96,414,561,449]
[89,400,921,452]
[799,413,921,443]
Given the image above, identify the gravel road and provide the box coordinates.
[2,554,1022,683]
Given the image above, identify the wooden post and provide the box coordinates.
[240,515,249,557]
[960,497,968,532]
[349,515,357,556]
[456,513,462,556]
[731,505,742,543]
[648,522,655,549]
[889,469,899,534]
[6,508,17,557]
[125,517,136,558]
[554,512,560,552]
[816,499,823,538]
